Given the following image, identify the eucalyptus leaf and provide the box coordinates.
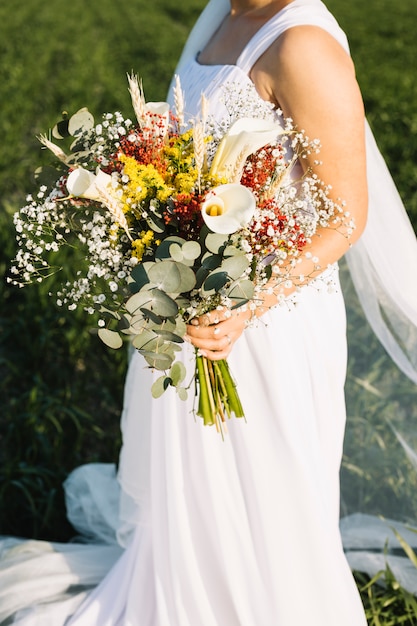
[177,387,188,401]
[130,263,150,291]
[175,263,196,293]
[99,306,122,320]
[158,319,176,332]
[98,328,123,349]
[52,119,69,139]
[170,361,187,386]
[128,313,146,331]
[133,336,161,352]
[151,376,172,399]
[140,308,164,325]
[141,351,174,371]
[227,279,255,302]
[175,318,187,337]
[223,245,241,257]
[221,254,250,280]
[147,260,196,295]
[154,329,184,343]
[149,289,179,317]
[119,314,132,331]
[201,252,222,270]
[125,291,153,314]
[131,329,158,350]
[205,232,229,254]
[147,261,182,293]
[169,243,184,262]
[195,267,210,289]
[174,296,192,311]
[68,108,94,136]
[202,270,229,294]
[155,236,185,259]
[146,214,166,234]
[182,240,201,260]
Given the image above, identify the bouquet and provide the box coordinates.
[9,74,353,435]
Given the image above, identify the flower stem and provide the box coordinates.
[195,354,245,433]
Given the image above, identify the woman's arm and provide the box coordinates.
[187,25,368,360]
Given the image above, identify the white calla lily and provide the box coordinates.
[145,102,170,137]
[66,167,131,239]
[201,183,256,234]
[146,101,170,117]
[210,117,286,180]
[66,167,109,201]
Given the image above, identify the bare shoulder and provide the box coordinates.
[275,24,354,69]
[252,25,360,117]
[252,25,368,235]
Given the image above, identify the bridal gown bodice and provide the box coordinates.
[1,2,371,625]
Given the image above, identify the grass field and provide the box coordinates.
[1,1,417,623]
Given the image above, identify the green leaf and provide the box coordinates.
[170,361,187,385]
[177,387,188,401]
[141,350,174,371]
[175,318,187,337]
[34,165,63,187]
[125,291,153,314]
[154,329,184,343]
[146,213,166,234]
[223,245,241,257]
[130,264,151,291]
[175,263,197,293]
[201,252,222,270]
[202,270,229,294]
[98,328,123,349]
[227,280,254,304]
[155,236,186,259]
[182,240,201,260]
[67,149,92,164]
[147,260,182,293]
[205,232,229,253]
[68,107,94,136]
[151,376,172,398]
[52,118,69,139]
[128,313,146,331]
[169,243,184,262]
[131,329,158,350]
[140,308,164,324]
[195,266,210,289]
[150,289,179,317]
[221,254,250,280]
[391,528,417,569]
[227,279,255,302]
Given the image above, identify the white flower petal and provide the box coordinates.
[210,117,286,179]
[201,183,256,234]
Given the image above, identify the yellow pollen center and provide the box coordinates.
[206,203,224,217]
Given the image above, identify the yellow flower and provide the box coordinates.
[174,171,198,194]
[131,230,155,261]
[120,155,173,206]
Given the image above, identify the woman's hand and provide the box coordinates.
[186,306,253,361]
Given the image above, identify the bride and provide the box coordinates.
[2,0,417,624]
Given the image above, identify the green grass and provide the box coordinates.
[1,1,417,622]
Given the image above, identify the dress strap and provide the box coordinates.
[236,0,349,74]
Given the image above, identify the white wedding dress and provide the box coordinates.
[2,1,417,625]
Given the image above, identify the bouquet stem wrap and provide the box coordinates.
[196,354,244,433]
